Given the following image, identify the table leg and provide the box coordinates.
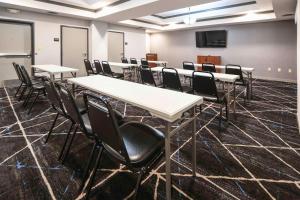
[250,72,253,99]
[165,122,171,200]
[226,82,231,121]
[61,73,63,81]
[192,106,196,177]
[51,74,55,81]
[233,82,236,116]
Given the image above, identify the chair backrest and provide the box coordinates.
[140,68,156,86]
[192,71,219,100]
[183,61,195,71]
[84,93,129,162]
[94,60,103,74]
[58,84,89,134]
[162,67,183,92]
[84,59,95,75]
[12,62,22,81]
[141,58,149,68]
[19,65,32,86]
[130,58,138,64]
[225,64,244,83]
[202,63,216,72]
[101,61,113,75]
[43,78,67,116]
[121,57,128,63]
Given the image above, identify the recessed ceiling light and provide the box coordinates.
[7,8,20,14]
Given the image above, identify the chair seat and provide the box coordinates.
[104,122,165,168]
[32,84,45,90]
[112,73,124,79]
[192,91,227,103]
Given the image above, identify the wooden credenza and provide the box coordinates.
[146,53,157,68]
[197,55,221,72]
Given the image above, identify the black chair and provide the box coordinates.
[225,64,249,101]
[141,58,149,68]
[182,61,194,86]
[82,93,165,199]
[12,62,24,98]
[58,84,125,189]
[101,61,124,79]
[19,65,46,114]
[139,68,157,87]
[121,57,128,63]
[84,59,97,76]
[183,61,195,70]
[94,60,103,74]
[202,63,216,72]
[162,67,192,92]
[43,78,86,145]
[192,71,228,130]
[130,58,138,65]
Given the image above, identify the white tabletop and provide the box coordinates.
[109,62,138,68]
[68,75,203,122]
[191,63,254,72]
[32,65,78,74]
[148,60,168,64]
[151,67,239,83]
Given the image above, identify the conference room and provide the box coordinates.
[0,0,299,199]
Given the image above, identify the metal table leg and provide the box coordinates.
[233,81,236,116]
[165,122,172,200]
[250,72,253,99]
[226,82,231,120]
[192,106,196,176]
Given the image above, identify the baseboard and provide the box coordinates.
[253,76,297,83]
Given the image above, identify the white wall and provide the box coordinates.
[0,9,90,65]
[150,20,297,82]
[108,24,147,60]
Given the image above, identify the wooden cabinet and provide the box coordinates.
[146,53,157,68]
[197,55,221,72]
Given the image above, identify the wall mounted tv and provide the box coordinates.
[196,30,227,48]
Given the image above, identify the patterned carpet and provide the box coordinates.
[0,78,299,200]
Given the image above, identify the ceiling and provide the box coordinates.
[0,0,297,32]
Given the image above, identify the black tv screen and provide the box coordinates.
[196,30,227,48]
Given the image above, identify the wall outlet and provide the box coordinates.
[277,68,281,72]
[267,67,271,71]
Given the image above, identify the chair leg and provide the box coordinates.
[44,113,59,144]
[23,88,33,106]
[58,122,74,160]
[79,142,97,191]
[18,87,27,101]
[15,83,23,97]
[85,146,103,199]
[133,171,144,200]
[27,91,40,114]
[219,104,223,131]
[225,101,228,121]
[61,126,78,164]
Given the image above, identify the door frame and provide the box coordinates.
[107,30,125,59]
[60,25,89,66]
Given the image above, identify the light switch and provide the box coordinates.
[288,68,292,73]
[277,68,281,72]
[268,67,271,71]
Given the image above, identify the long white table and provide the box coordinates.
[68,75,203,200]
[148,60,168,67]
[108,62,138,69]
[151,67,239,116]
[32,65,78,81]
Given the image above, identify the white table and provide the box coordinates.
[151,67,239,116]
[109,62,139,80]
[68,75,203,200]
[32,65,78,81]
[192,63,255,98]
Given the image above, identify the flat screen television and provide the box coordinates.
[196,30,227,48]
